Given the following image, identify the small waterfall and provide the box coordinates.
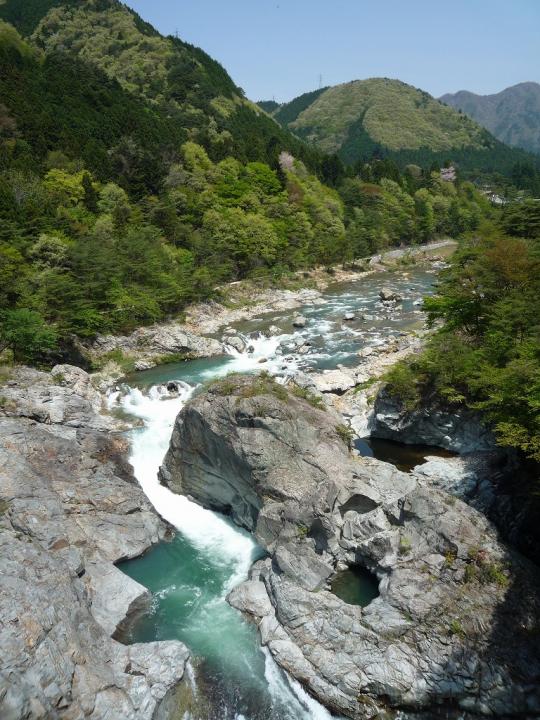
[108,265,437,720]
[222,330,302,377]
[110,381,336,719]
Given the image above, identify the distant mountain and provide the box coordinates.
[257,100,280,114]
[440,82,540,155]
[265,78,537,174]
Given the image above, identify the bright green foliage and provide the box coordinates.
[0,5,496,368]
[0,308,58,363]
[393,221,540,463]
[0,0,322,172]
[0,133,349,356]
[338,163,489,256]
[285,79,489,155]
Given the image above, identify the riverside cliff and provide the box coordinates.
[0,365,189,719]
[160,374,540,719]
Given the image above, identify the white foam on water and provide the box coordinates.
[112,383,257,586]
[263,649,335,720]
[112,377,335,719]
[224,331,303,377]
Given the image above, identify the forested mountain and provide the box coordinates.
[441,82,540,156]
[0,1,504,365]
[263,78,540,176]
[0,0,322,177]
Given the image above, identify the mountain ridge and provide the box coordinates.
[440,81,540,155]
[0,0,323,173]
[260,77,539,174]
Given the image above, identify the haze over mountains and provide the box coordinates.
[440,82,540,156]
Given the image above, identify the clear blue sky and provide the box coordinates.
[127,0,539,102]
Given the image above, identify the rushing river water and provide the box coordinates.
[112,266,443,719]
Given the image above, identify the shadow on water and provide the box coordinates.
[355,436,455,473]
[330,566,379,607]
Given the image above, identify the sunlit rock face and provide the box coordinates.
[161,374,540,720]
[0,365,189,720]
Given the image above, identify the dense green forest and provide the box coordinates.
[0,10,494,365]
[263,78,540,186]
[386,201,540,463]
[0,0,537,481]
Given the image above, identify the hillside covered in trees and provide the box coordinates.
[0,0,496,361]
[385,200,540,463]
[0,0,510,366]
[262,78,540,182]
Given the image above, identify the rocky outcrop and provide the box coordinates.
[0,366,189,720]
[412,451,540,562]
[379,287,402,302]
[87,323,223,369]
[369,390,540,561]
[370,388,496,453]
[0,365,111,431]
[160,375,540,719]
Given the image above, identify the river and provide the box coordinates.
[111,265,442,719]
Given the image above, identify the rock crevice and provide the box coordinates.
[160,375,540,719]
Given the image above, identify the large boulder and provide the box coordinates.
[0,367,189,720]
[311,368,356,395]
[225,335,246,353]
[88,323,223,366]
[379,287,402,302]
[160,375,540,719]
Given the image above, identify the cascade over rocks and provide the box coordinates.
[0,366,189,720]
[160,374,540,720]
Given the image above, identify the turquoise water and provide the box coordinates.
[330,566,379,607]
[125,268,436,389]
[119,536,284,719]
[113,266,439,719]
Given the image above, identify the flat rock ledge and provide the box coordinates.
[160,375,540,720]
[0,366,189,720]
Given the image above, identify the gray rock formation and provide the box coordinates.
[311,368,356,394]
[0,366,189,720]
[87,323,223,367]
[371,388,496,452]
[160,375,540,719]
[379,287,402,302]
[225,335,246,353]
[413,451,540,562]
[292,314,307,328]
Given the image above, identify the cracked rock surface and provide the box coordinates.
[160,375,540,719]
[0,366,189,720]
